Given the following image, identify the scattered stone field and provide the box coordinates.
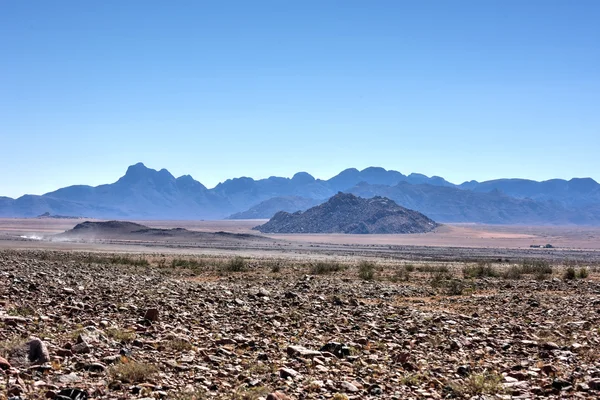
[1,250,599,399]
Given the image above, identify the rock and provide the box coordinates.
[279,367,299,379]
[84,362,106,372]
[55,373,83,384]
[8,385,24,396]
[319,342,350,358]
[0,355,12,370]
[340,381,359,392]
[266,392,291,400]
[576,382,590,391]
[368,384,383,395]
[28,337,50,364]
[552,379,572,390]
[144,308,159,322]
[71,341,91,354]
[287,345,322,358]
[57,388,89,400]
[1,316,28,326]
[457,365,471,377]
[56,348,73,357]
[257,287,270,297]
[589,379,600,391]
[541,365,557,375]
[541,341,560,350]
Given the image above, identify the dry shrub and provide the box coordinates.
[109,361,158,383]
[358,261,376,281]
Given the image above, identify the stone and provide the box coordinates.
[257,287,270,297]
[287,345,322,358]
[589,379,600,391]
[457,365,471,377]
[71,341,91,354]
[266,392,291,400]
[319,342,350,358]
[56,348,73,357]
[57,388,89,400]
[28,337,50,364]
[341,381,359,392]
[8,385,24,396]
[84,362,106,372]
[0,355,11,370]
[144,308,159,322]
[279,367,299,379]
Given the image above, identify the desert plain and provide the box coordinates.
[1,218,599,399]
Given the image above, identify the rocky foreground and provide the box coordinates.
[1,250,599,399]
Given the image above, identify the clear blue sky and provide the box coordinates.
[1,1,599,198]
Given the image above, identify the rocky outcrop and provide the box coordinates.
[254,193,438,234]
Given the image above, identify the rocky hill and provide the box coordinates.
[254,193,438,234]
[58,220,271,244]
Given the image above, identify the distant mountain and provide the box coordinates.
[459,178,600,207]
[0,163,233,219]
[254,193,438,234]
[227,196,322,219]
[347,182,600,225]
[1,162,599,225]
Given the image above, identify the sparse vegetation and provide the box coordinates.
[166,338,193,351]
[564,266,590,280]
[310,261,345,275]
[578,267,590,278]
[332,394,349,400]
[171,258,206,269]
[0,335,27,358]
[391,265,411,282]
[418,264,449,273]
[109,361,158,383]
[451,372,504,397]
[430,271,467,295]
[503,260,553,280]
[7,305,35,317]
[564,266,577,280]
[463,262,498,278]
[358,261,376,280]
[83,254,150,266]
[521,259,553,276]
[105,327,136,343]
[224,256,247,272]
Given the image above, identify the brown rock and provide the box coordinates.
[56,348,73,357]
[266,392,291,400]
[28,337,50,364]
[8,384,24,396]
[71,341,91,354]
[0,356,11,370]
[589,379,600,391]
[279,367,299,379]
[287,345,322,358]
[144,308,159,322]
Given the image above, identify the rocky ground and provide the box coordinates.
[1,250,599,399]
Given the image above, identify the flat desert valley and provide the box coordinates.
[1,218,600,399]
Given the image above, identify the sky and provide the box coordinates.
[1,0,599,198]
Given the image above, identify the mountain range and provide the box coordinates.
[1,162,599,225]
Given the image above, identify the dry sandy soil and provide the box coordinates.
[2,218,600,251]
